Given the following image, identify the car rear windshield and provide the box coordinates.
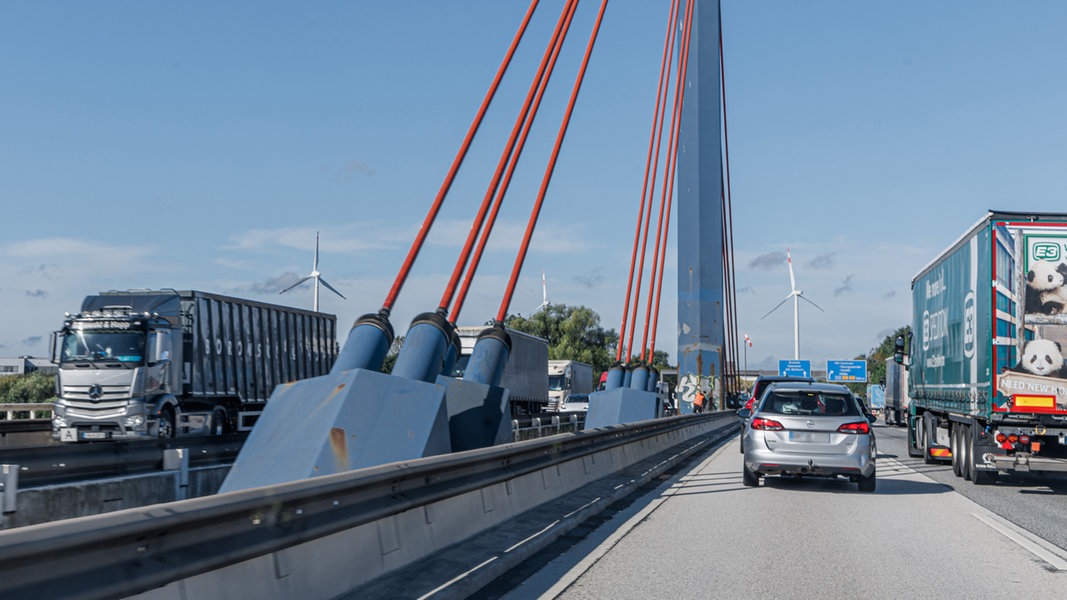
[760,392,859,417]
[753,378,812,399]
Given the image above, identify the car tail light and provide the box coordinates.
[837,421,870,434]
[744,397,756,410]
[751,417,784,431]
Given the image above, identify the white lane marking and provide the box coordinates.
[972,511,1067,572]
[883,453,1067,572]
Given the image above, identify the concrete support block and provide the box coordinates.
[219,369,450,493]
[436,375,513,452]
[583,388,661,430]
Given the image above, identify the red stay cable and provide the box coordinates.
[617,0,681,363]
[647,0,695,360]
[439,0,578,317]
[497,0,610,323]
[624,10,678,362]
[380,0,540,314]
[451,0,580,323]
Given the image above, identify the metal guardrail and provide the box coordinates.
[513,412,585,440]
[0,403,52,421]
[0,412,733,600]
[0,434,245,488]
[1,410,580,440]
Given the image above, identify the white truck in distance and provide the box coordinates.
[883,357,909,426]
[548,360,593,412]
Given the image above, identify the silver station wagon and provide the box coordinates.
[737,382,877,492]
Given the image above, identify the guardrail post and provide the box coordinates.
[163,449,189,501]
[1,464,18,515]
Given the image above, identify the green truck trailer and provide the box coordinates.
[903,210,1067,484]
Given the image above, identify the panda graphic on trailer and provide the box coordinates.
[1024,259,1067,315]
[1011,338,1067,379]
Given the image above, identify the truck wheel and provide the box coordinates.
[951,425,962,477]
[209,408,228,436]
[157,407,176,439]
[857,468,876,493]
[959,424,972,481]
[907,414,922,458]
[742,463,759,487]
[922,413,937,464]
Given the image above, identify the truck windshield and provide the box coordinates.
[548,375,564,391]
[62,331,145,363]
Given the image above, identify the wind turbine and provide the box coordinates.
[532,270,549,313]
[760,249,823,359]
[279,231,346,312]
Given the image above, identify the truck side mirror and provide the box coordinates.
[50,331,60,364]
[151,331,172,365]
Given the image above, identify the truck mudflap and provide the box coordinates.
[991,454,1067,473]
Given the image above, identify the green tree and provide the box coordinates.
[844,325,911,396]
[0,372,57,418]
[505,304,620,380]
[380,335,404,374]
[628,350,670,368]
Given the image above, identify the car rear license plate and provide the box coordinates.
[789,431,829,443]
[81,431,110,440]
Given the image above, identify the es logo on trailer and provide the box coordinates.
[1033,242,1062,262]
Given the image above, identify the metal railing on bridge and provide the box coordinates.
[0,403,52,421]
[512,412,585,440]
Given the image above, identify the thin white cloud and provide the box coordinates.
[833,274,854,297]
[225,226,403,253]
[808,253,836,270]
[3,238,155,261]
[749,251,786,270]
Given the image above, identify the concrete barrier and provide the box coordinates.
[0,413,735,600]
[1,465,229,530]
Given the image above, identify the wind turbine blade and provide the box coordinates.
[798,294,824,312]
[318,277,347,300]
[279,276,313,295]
[761,294,793,319]
[313,231,320,271]
[541,270,548,305]
[787,248,797,292]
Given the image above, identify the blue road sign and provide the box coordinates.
[827,359,868,382]
[778,359,811,378]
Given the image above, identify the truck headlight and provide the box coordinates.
[53,415,68,428]
[125,415,147,430]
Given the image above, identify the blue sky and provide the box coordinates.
[4,2,1067,372]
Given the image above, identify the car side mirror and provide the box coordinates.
[866,412,877,424]
[736,408,752,419]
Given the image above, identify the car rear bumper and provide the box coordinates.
[744,444,875,478]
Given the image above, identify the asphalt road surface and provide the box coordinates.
[500,422,1067,600]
